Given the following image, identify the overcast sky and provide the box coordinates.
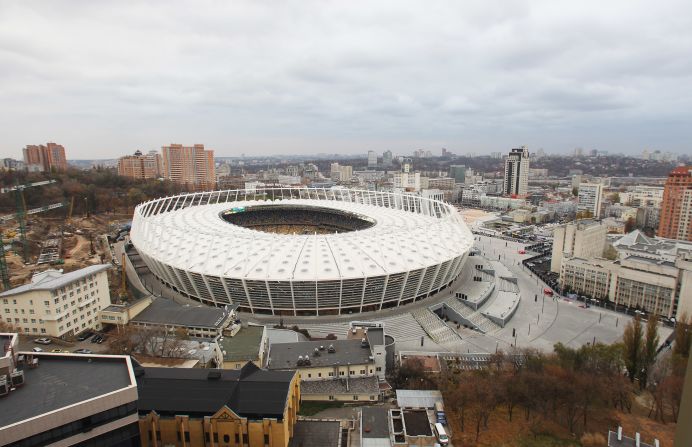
[1,1,691,159]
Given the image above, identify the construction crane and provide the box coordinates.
[0,179,62,290]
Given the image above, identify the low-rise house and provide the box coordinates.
[218,324,267,369]
[128,298,236,338]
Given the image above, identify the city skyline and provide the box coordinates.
[1,1,692,159]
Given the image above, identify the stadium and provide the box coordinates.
[130,187,473,316]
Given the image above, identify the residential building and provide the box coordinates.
[550,220,606,273]
[117,150,163,179]
[267,339,379,401]
[619,185,664,207]
[577,182,604,218]
[22,142,67,172]
[1,158,23,171]
[391,172,420,191]
[449,165,466,183]
[502,146,530,196]
[161,143,216,190]
[367,150,377,168]
[658,166,692,241]
[0,265,111,338]
[218,325,268,370]
[427,177,455,190]
[127,298,236,338]
[382,150,393,167]
[329,163,353,182]
[400,157,413,173]
[560,257,616,300]
[0,335,140,447]
[136,363,300,447]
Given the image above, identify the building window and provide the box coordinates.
[376,367,382,372]
[340,371,344,376]
[223,434,230,443]
[307,373,311,378]
[329,395,334,400]
[360,369,365,374]
[41,329,46,334]
[235,433,240,443]
[264,434,269,445]
[353,395,359,400]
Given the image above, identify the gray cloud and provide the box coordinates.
[0,0,691,158]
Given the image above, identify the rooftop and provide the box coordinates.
[0,264,110,297]
[361,406,390,439]
[131,298,234,329]
[135,362,295,419]
[396,389,443,409]
[365,327,385,346]
[288,421,341,447]
[402,410,432,436]
[268,339,374,370]
[0,354,134,428]
[219,325,265,362]
[300,376,380,396]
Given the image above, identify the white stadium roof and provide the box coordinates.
[131,191,473,282]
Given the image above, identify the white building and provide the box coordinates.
[502,146,530,196]
[0,265,111,338]
[577,182,604,218]
[330,163,353,182]
[391,171,421,191]
[550,220,607,273]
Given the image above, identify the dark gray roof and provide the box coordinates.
[361,407,390,438]
[403,410,432,436]
[131,298,232,329]
[300,376,380,395]
[0,354,134,428]
[268,339,374,370]
[219,325,264,362]
[366,328,385,346]
[289,421,341,447]
[136,362,295,419]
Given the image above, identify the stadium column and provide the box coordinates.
[241,279,255,314]
[359,277,368,313]
[396,271,410,307]
[378,275,389,310]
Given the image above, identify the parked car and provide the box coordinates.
[76,331,94,341]
[90,334,102,343]
[32,347,43,352]
[34,338,52,345]
[50,349,64,353]
[97,334,107,344]
[73,348,93,354]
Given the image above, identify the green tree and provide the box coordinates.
[640,315,660,388]
[673,312,691,358]
[622,317,644,382]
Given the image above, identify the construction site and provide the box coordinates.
[0,179,131,295]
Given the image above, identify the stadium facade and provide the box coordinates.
[130,187,473,316]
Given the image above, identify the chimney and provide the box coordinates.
[617,426,622,441]
[635,432,640,447]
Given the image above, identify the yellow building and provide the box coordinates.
[137,363,300,447]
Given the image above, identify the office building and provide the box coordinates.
[658,166,692,241]
[449,165,466,183]
[367,150,377,168]
[577,182,604,218]
[117,150,163,180]
[0,334,140,447]
[391,172,420,191]
[0,265,111,338]
[22,142,67,172]
[136,363,299,447]
[400,157,413,173]
[382,150,393,167]
[127,298,237,338]
[502,146,530,196]
[161,144,216,190]
[550,220,606,273]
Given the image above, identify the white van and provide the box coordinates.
[433,422,449,446]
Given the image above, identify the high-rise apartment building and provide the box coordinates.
[550,220,607,273]
[117,150,163,180]
[577,182,604,218]
[330,163,353,182]
[22,142,67,172]
[658,166,692,241]
[502,146,530,196]
[161,144,216,190]
[382,150,393,167]
[367,150,377,168]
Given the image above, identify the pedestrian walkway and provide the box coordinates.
[411,308,463,345]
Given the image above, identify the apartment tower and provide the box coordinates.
[658,166,692,241]
[22,142,67,172]
[117,150,163,180]
[502,146,530,196]
[161,144,216,190]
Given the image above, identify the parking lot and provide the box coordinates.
[17,332,112,354]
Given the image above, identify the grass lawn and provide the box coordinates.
[298,401,345,416]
